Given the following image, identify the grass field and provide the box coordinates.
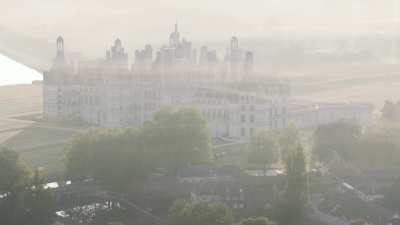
[0,84,84,177]
[0,84,42,117]
[1,125,75,177]
[0,122,77,177]
[3,126,75,148]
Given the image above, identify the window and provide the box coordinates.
[241,114,245,122]
[250,128,254,136]
[241,128,245,137]
[250,114,254,123]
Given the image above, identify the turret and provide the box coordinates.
[114,38,122,52]
[230,37,239,51]
[47,36,72,84]
[50,36,69,71]
[244,51,254,73]
[56,36,65,59]
[107,38,128,67]
[199,46,208,65]
[134,44,153,68]
[169,23,180,47]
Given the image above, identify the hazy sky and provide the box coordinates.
[1,0,400,56]
[0,54,41,85]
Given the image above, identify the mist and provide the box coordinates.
[1,0,399,56]
[3,1,400,225]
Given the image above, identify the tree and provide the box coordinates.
[0,149,55,225]
[384,177,400,210]
[143,108,212,169]
[169,199,232,225]
[239,217,276,225]
[352,125,400,169]
[0,147,29,193]
[313,120,361,162]
[65,128,151,190]
[348,220,370,225]
[64,129,99,180]
[248,130,279,173]
[65,108,212,188]
[278,144,309,225]
[24,169,56,225]
[277,124,300,161]
[90,128,150,190]
[0,148,29,225]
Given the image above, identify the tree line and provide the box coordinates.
[64,108,310,225]
[313,120,400,212]
[169,199,277,225]
[65,108,212,190]
[0,147,55,225]
[313,120,400,168]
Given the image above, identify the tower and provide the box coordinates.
[169,23,180,47]
[244,51,254,73]
[56,36,65,59]
[230,37,239,51]
[199,46,208,65]
[108,38,128,67]
[227,36,243,81]
[51,36,68,70]
[114,38,122,53]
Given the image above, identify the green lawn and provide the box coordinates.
[3,126,75,148]
[0,122,78,178]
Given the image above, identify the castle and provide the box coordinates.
[43,24,290,138]
[43,24,372,139]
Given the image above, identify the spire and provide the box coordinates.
[169,22,180,47]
